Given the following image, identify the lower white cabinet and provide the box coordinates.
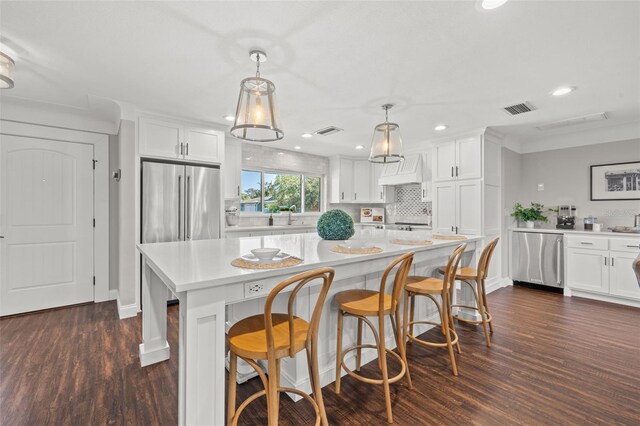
[433,180,481,235]
[566,235,640,301]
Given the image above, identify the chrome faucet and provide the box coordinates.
[635,213,640,228]
[288,205,297,225]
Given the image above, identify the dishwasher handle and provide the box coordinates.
[556,239,562,284]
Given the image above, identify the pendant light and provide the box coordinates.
[0,52,15,89]
[230,50,283,142]
[369,104,403,163]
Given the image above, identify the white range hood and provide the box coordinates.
[377,154,424,186]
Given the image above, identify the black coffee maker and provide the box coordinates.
[556,205,576,229]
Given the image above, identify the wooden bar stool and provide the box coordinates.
[227,268,335,426]
[334,252,414,424]
[437,237,499,347]
[403,244,466,376]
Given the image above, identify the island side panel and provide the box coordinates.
[139,258,170,366]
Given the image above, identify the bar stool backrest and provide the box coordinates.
[263,267,336,359]
[379,252,415,314]
[443,244,467,297]
[477,238,500,281]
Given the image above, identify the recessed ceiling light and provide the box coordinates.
[223,115,235,122]
[301,133,313,138]
[294,146,301,150]
[434,124,448,131]
[551,86,576,96]
[277,152,284,156]
[481,0,508,10]
[355,145,365,150]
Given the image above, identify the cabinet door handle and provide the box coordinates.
[604,256,607,266]
[354,193,357,201]
[456,226,458,234]
[380,191,383,200]
[341,192,344,200]
[422,189,425,198]
[185,143,189,156]
[580,242,593,245]
[627,244,640,248]
[237,185,240,197]
[611,257,615,267]
[456,166,459,177]
[180,143,184,155]
[451,226,454,232]
[451,166,454,177]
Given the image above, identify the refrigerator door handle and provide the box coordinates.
[177,175,182,240]
[186,176,191,239]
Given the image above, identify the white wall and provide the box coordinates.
[517,138,640,228]
[109,133,119,292]
[117,120,137,317]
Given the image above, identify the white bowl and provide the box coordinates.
[250,248,281,260]
[341,240,372,250]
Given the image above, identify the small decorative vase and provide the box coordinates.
[317,209,355,240]
[268,214,273,226]
[524,221,535,229]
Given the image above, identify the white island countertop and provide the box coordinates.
[225,224,316,232]
[138,229,482,293]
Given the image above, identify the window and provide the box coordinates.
[240,170,322,213]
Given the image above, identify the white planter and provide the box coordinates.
[524,221,535,228]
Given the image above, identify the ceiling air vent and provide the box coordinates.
[536,112,608,131]
[314,126,344,136]
[503,102,535,116]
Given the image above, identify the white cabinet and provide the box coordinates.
[566,235,640,301]
[353,160,370,203]
[370,163,395,203]
[433,180,480,235]
[566,248,609,294]
[609,252,640,299]
[224,141,242,199]
[433,136,481,182]
[139,117,224,163]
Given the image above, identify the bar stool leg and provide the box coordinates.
[267,358,279,426]
[394,306,412,390]
[377,315,393,423]
[307,343,329,426]
[476,280,491,347]
[227,352,238,426]
[409,295,416,340]
[442,297,458,376]
[446,292,461,355]
[356,317,363,371]
[481,282,494,333]
[335,309,344,394]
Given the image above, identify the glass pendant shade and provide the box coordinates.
[0,52,15,89]
[369,105,403,163]
[230,51,283,142]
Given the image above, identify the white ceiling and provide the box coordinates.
[1,0,639,156]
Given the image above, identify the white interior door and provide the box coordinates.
[0,135,94,316]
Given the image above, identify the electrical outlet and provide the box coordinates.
[245,281,266,297]
[537,183,544,191]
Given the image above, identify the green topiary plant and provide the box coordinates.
[316,209,355,240]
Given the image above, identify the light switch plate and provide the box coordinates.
[537,183,544,191]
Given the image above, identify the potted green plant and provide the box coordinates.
[511,202,549,228]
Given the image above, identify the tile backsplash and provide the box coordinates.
[387,184,432,225]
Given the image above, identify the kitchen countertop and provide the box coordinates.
[225,224,317,232]
[509,227,640,237]
[138,229,482,292]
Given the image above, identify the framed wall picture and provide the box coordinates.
[590,161,640,201]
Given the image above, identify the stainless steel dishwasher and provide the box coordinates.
[511,231,563,288]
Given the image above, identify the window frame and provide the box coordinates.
[239,168,323,215]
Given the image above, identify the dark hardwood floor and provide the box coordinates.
[1,286,639,425]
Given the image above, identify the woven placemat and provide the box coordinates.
[390,239,433,246]
[231,257,303,269]
[330,245,383,255]
[433,235,467,241]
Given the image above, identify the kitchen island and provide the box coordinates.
[137,229,483,425]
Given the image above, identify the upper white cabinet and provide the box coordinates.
[433,180,480,235]
[223,140,242,199]
[433,135,481,182]
[329,157,354,203]
[353,160,370,203]
[370,163,395,203]
[139,116,224,164]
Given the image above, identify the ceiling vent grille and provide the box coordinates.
[314,126,344,136]
[503,102,535,115]
[536,112,608,131]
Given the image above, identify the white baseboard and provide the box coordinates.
[486,277,512,294]
[566,289,640,308]
[139,342,170,367]
[109,289,118,301]
[117,295,139,319]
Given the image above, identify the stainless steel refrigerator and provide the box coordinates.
[142,160,221,244]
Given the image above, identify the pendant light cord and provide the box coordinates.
[255,52,261,78]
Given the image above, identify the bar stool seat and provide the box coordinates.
[334,289,394,316]
[405,276,444,293]
[228,314,309,360]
